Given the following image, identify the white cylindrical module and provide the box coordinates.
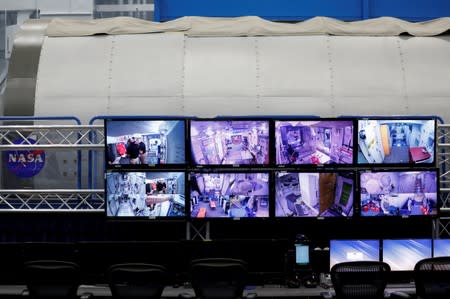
[30,32,450,122]
[2,17,449,190]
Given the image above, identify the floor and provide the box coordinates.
[383,144,409,164]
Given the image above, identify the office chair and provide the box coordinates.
[414,257,450,299]
[24,260,89,298]
[108,263,168,299]
[189,258,248,299]
[329,261,390,299]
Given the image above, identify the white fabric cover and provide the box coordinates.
[35,33,450,122]
[46,16,450,37]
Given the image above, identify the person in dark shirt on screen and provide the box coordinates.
[137,137,147,164]
[127,137,140,164]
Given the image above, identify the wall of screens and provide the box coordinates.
[104,117,439,220]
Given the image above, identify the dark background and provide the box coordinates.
[0,213,434,285]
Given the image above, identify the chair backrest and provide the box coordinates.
[414,256,450,299]
[331,261,390,299]
[24,260,81,298]
[108,263,167,299]
[190,258,248,299]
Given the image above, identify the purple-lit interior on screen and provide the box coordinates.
[190,120,270,165]
[275,120,354,165]
[360,170,438,217]
[190,172,269,218]
[275,172,354,217]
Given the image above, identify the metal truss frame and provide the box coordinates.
[0,124,104,150]
[437,124,450,237]
[0,189,104,211]
[186,221,211,241]
[0,124,105,211]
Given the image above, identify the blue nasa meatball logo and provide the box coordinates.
[5,138,46,178]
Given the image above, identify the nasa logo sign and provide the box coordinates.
[5,138,46,178]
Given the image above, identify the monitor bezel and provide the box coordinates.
[357,168,440,218]
[188,118,273,168]
[273,118,357,168]
[356,117,437,168]
[104,117,188,170]
[105,169,188,221]
[273,169,356,219]
[188,170,272,221]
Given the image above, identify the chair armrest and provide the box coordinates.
[80,292,94,299]
[179,292,195,299]
[385,291,411,298]
[244,292,257,299]
[320,291,333,299]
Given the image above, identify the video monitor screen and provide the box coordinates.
[190,172,270,219]
[275,171,354,217]
[357,119,436,165]
[105,119,186,167]
[359,170,438,217]
[433,239,450,257]
[330,240,380,269]
[295,244,310,266]
[275,120,354,165]
[383,239,432,271]
[106,171,186,218]
[190,120,270,166]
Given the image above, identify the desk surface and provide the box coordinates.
[0,284,417,297]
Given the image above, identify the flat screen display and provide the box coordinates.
[295,244,310,266]
[105,119,186,167]
[359,170,438,217]
[106,171,186,218]
[382,239,432,271]
[275,171,354,217]
[357,119,436,165]
[190,120,270,166]
[433,239,450,257]
[330,240,380,269]
[190,172,270,218]
[275,120,354,165]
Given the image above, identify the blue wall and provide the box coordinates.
[154,0,450,22]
